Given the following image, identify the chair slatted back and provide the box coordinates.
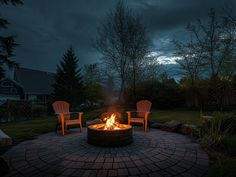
[136,100,152,117]
[52,101,70,120]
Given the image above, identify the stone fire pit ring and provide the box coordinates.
[87,124,133,147]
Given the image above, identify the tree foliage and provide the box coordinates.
[175,8,236,81]
[0,0,23,79]
[174,38,204,85]
[52,47,83,108]
[139,55,163,82]
[95,0,150,103]
[126,78,185,108]
[83,63,103,103]
[83,63,101,86]
[0,0,23,5]
[173,7,236,108]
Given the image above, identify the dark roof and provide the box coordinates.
[14,67,55,95]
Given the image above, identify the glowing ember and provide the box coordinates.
[103,113,120,130]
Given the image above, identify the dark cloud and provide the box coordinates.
[0,0,232,72]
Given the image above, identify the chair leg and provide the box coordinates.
[55,121,59,133]
[62,122,65,136]
[65,124,67,135]
[80,123,82,132]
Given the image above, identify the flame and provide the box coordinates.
[104,113,120,130]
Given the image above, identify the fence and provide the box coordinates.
[0,100,32,122]
[185,88,236,111]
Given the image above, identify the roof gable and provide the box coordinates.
[14,67,55,95]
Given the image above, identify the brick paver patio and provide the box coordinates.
[3,128,208,177]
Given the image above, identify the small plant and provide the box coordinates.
[32,105,46,117]
[198,112,232,148]
[223,135,236,156]
[207,158,236,177]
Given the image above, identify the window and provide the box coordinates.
[1,81,13,87]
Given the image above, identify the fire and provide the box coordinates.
[104,113,120,130]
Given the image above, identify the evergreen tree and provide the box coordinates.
[0,0,23,79]
[52,47,83,109]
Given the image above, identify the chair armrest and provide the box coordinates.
[54,112,83,115]
[126,111,136,113]
[70,112,83,114]
[126,111,151,116]
[126,111,151,113]
[136,111,151,113]
[54,112,70,115]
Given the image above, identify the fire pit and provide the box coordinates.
[87,114,133,146]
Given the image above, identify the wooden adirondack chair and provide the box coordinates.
[52,101,83,135]
[127,100,152,132]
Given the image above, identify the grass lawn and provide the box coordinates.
[0,117,55,155]
[0,111,101,144]
[0,117,56,143]
[93,107,201,124]
[149,108,200,124]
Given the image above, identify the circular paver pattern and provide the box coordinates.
[3,128,208,177]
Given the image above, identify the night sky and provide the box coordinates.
[0,0,230,73]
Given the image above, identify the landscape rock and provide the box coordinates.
[150,122,163,129]
[161,120,182,132]
[180,124,197,135]
[0,129,12,146]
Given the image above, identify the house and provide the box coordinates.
[0,67,55,105]
[0,78,24,101]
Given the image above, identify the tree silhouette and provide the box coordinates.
[0,0,23,79]
[174,8,236,108]
[95,0,149,104]
[52,47,83,109]
[83,63,103,103]
[0,0,23,6]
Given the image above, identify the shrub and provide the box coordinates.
[198,112,232,148]
[32,105,46,117]
[207,158,236,177]
[223,135,236,156]
[46,99,55,115]
[0,100,32,121]
[125,79,185,109]
[0,107,8,122]
[221,115,236,135]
